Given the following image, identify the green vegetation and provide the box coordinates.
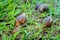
[0,0,60,40]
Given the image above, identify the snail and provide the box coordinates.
[15,13,26,27]
[36,4,49,12]
[45,16,53,27]
[11,13,26,34]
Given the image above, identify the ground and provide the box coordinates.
[0,0,60,40]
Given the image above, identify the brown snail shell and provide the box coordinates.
[15,13,26,27]
[36,4,49,12]
[45,16,53,27]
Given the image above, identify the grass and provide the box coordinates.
[0,0,60,40]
